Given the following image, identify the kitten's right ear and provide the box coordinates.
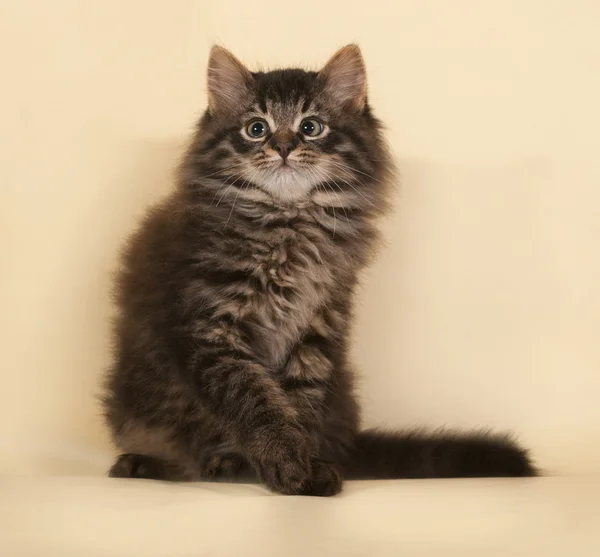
[207,46,253,114]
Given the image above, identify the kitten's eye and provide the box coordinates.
[300,118,324,137]
[246,119,269,139]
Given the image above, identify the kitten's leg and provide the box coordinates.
[278,326,343,496]
[191,345,314,494]
[106,421,198,481]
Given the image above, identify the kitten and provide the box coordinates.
[102,45,536,496]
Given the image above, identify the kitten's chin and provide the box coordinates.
[258,168,316,204]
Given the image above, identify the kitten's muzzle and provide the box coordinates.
[268,131,300,162]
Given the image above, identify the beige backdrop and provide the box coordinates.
[1,1,599,477]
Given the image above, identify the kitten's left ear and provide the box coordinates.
[318,44,367,111]
[207,45,253,114]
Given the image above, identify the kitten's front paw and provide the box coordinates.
[251,427,313,495]
[299,460,343,497]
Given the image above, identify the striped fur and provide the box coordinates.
[103,45,536,496]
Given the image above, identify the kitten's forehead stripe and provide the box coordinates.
[253,69,318,106]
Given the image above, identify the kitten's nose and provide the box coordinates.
[268,132,298,162]
[274,141,293,161]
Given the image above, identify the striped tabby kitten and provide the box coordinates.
[103,45,536,496]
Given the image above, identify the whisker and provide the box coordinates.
[308,167,350,238]
[225,167,261,226]
[315,167,352,226]
[322,164,376,208]
[322,183,350,225]
[214,173,245,206]
[195,161,246,181]
[329,159,383,184]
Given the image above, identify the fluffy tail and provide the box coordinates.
[344,429,537,479]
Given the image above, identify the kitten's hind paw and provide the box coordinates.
[203,452,250,480]
[108,453,173,481]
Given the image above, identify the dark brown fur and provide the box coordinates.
[102,45,536,496]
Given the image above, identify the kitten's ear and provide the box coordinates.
[207,46,253,114]
[318,45,367,111]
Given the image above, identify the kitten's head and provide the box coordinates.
[186,45,393,213]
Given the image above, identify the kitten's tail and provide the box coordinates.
[343,429,537,479]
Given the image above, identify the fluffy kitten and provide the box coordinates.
[103,45,536,496]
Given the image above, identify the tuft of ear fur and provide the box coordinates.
[318,44,367,111]
[207,46,253,114]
